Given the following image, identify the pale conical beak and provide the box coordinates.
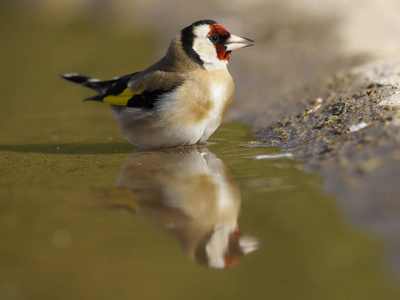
[225,34,255,52]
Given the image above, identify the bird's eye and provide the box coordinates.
[210,34,219,43]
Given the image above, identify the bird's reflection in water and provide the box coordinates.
[114,145,259,269]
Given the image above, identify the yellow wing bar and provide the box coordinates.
[102,88,137,106]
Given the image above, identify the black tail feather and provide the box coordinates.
[61,73,120,93]
[62,72,141,103]
[61,73,92,85]
[61,72,140,93]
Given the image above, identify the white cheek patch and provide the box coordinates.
[192,25,229,71]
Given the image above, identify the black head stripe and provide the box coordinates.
[181,26,203,66]
[181,20,218,66]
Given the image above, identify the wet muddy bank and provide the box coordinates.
[253,59,400,275]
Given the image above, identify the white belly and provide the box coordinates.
[199,82,231,141]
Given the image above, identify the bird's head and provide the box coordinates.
[181,20,254,70]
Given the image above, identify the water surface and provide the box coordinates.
[1,123,399,299]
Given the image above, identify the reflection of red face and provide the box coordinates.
[224,226,241,267]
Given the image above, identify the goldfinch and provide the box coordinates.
[62,20,254,149]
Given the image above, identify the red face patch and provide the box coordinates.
[209,23,229,36]
[215,45,230,61]
[208,24,230,61]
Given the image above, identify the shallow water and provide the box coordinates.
[1,122,399,299]
[1,10,399,300]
